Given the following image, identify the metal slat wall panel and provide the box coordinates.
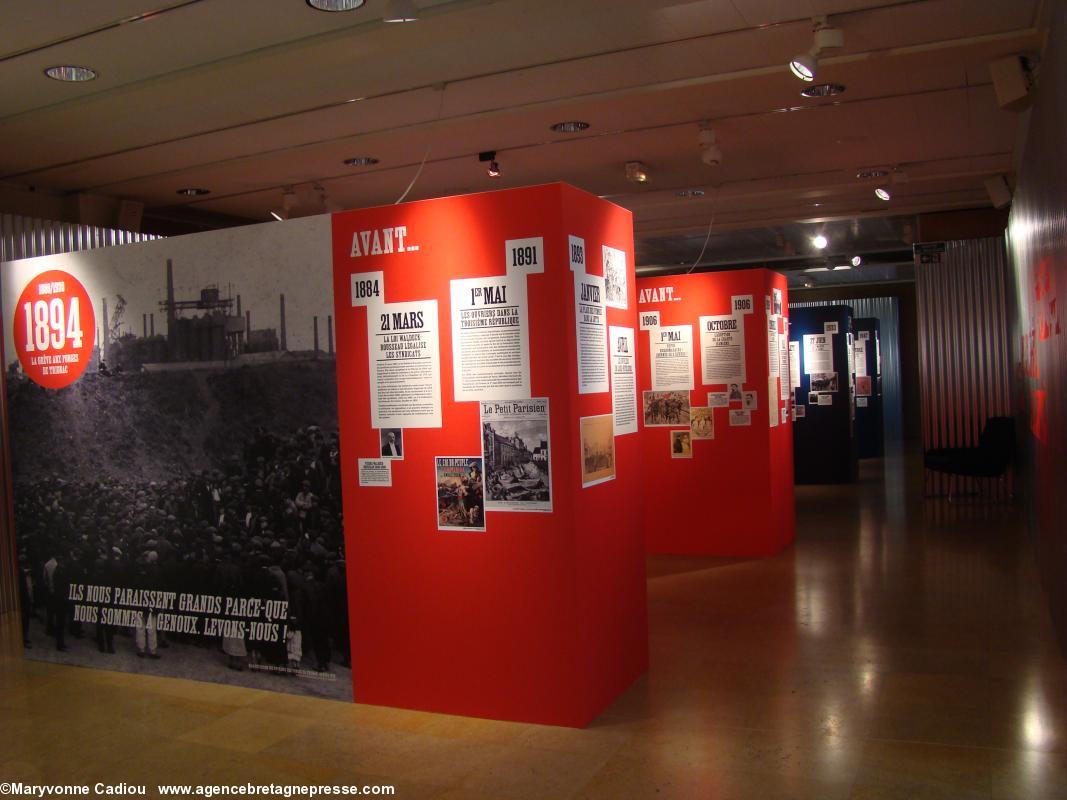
[0,215,159,617]
[790,296,904,443]
[915,238,1013,499]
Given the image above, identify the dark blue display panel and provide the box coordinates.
[790,305,857,484]
[853,317,884,458]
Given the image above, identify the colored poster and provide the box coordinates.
[856,375,873,396]
[359,458,393,486]
[369,299,442,429]
[699,314,745,385]
[690,406,715,440]
[789,341,801,390]
[480,398,551,512]
[574,272,608,394]
[450,274,530,401]
[670,430,692,458]
[579,414,616,488]
[803,333,833,374]
[435,456,485,532]
[1,216,353,699]
[650,324,694,391]
[609,326,638,435]
[643,390,691,427]
[602,245,628,309]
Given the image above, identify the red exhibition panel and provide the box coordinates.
[331,183,648,726]
[636,269,795,556]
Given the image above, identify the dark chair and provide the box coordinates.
[924,416,1015,478]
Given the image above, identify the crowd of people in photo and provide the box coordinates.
[15,424,350,677]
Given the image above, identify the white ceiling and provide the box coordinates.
[0,0,1044,266]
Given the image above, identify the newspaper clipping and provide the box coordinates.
[650,325,694,391]
[609,326,638,435]
[480,399,551,512]
[435,456,485,532]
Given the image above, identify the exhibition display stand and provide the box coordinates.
[635,269,794,556]
[790,305,858,483]
[332,183,648,726]
[853,317,884,458]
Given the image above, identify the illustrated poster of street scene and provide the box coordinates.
[579,413,616,488]
[642,389,691,427]
[481,399,551,512]
[2,215,353,700]
[690,406,715,440]
[435,457,486,531]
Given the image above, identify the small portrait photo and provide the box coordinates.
[742,391,757,411]
[380,428,403,459]
[728,383,743,402]
[670,430,692,458]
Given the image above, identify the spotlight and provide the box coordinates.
[383,0,418,22]
[625,161,650,183]
[851,255,862,267]
[812,234,828,250]
[874,187,891,201]
[478,150,501,177]
[487,160,501,178]
[789,52,817,82]
[697,124,722,167]
[788,17,843,82]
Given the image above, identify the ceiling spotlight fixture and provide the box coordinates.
[851,255,863,267]
[803,280,815,288]
[788,17,844,82]
[800,82,846,98]
[875,187,891,201]
[44,65,97,82]
[856,168,889,180]
[698,122,723,167]
[383,0,418,22]
[478,150,501,178]
[812,234,828,250]
[625,161,650,183]
[343,156,379,166]
[176,187,210,196]
[305,0,364,11]
[550,121,590,133]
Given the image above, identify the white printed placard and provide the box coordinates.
[609,326,638,436]
[707,392,729,408]
[639,310,661,330]
[505,237,544,275]
[729,409,752,426]
[450,274,530,401]
[350,271,385,307]
[699,314,745,385]
[650,324,694,391]
[803,333,833,374]
[732,294,754,315]
[574,272,609,394]
[368,299,442,428]
[358,458,392,487]
[568,235,586,273]
[789,341,801,390]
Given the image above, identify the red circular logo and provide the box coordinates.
[13,269,96,389]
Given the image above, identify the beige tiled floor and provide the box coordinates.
[2,449,1067,798]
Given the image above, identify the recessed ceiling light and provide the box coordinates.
[344,156,379,166]
[551,121,590,133]
[305,0,364,10]
[176,187,210,196]
[44,65,97,82]
[800,83,845,98]
[874,187,891,201]
[856,168,889,180]
[676,189,706,198]
[812,234,828,249]
[625,161,650,183]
